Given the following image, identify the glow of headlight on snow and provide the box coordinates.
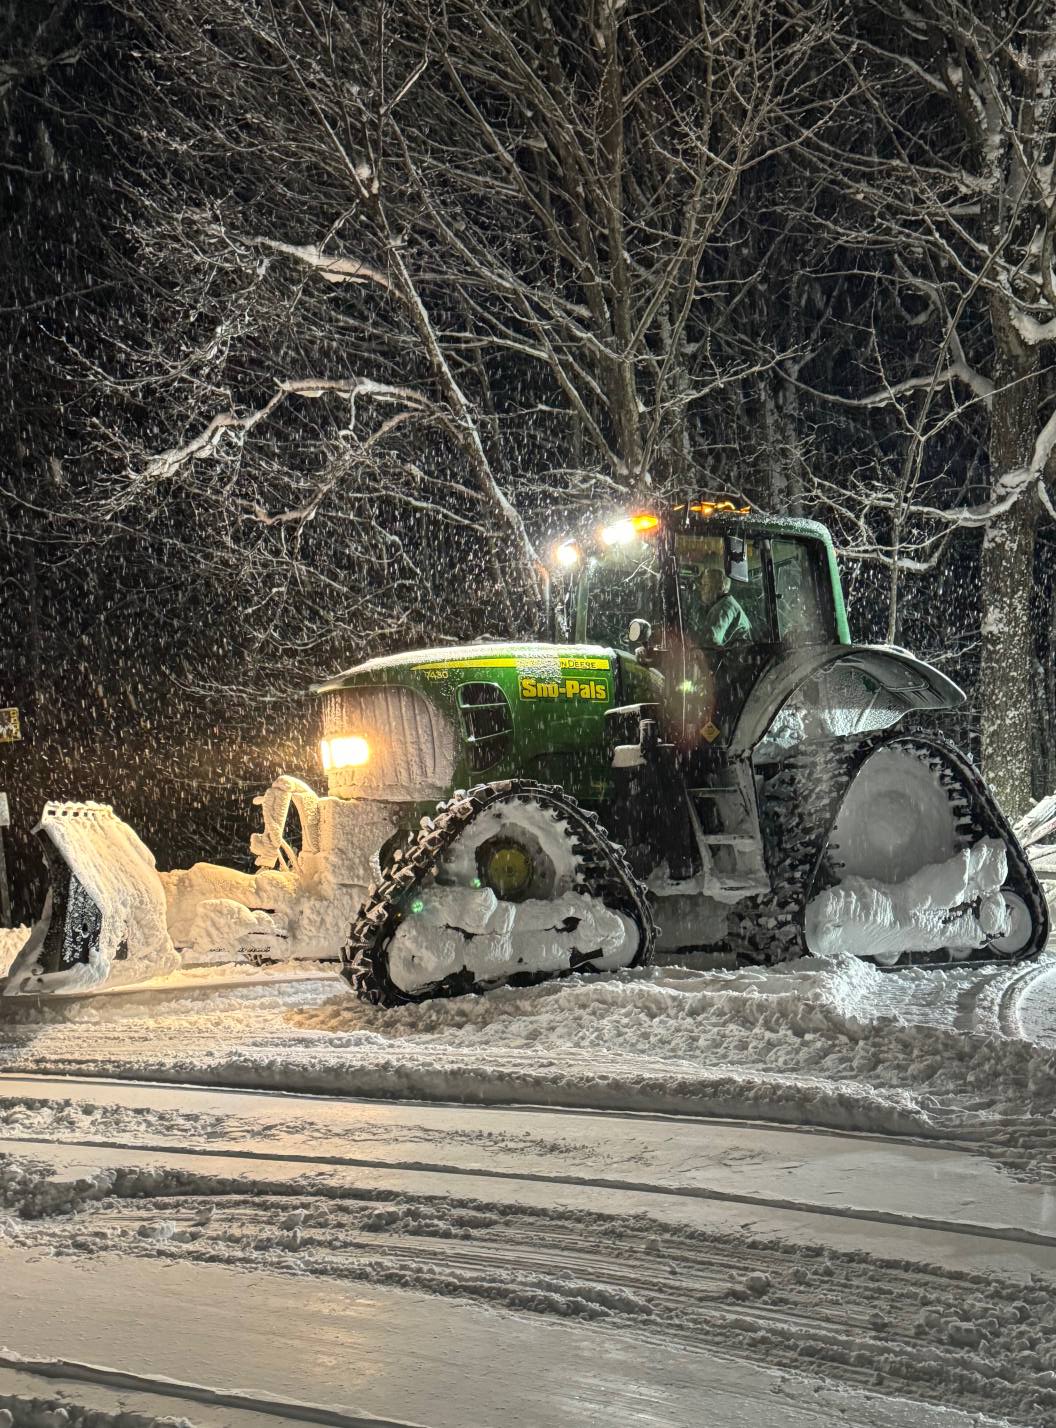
[552,539,581,567]
[320,735,370,770]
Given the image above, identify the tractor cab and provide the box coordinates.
[552,502,966,889]
[557,503,850,752]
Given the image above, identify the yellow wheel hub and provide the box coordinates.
[483,842,535,900]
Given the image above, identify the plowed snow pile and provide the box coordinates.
[2,952,1056,1167]
[0,928,28,978]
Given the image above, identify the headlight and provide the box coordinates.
[600,512,659,546]
[320,735,370,771]
[552,539,581,568]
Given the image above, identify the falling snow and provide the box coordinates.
[5,2,1056,1424]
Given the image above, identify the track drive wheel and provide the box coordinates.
[341,780,655,1007]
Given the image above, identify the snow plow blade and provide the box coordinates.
[2,803,178,997]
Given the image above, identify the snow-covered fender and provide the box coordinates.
[730,644,965,759]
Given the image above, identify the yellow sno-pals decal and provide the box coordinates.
[414,653,609,674]
[519,676,608,702]
[415,657,516,672]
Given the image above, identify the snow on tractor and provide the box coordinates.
[3,503,1048,1003]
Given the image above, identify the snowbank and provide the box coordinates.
[4,954,1056,1165]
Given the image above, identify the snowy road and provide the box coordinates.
[3,954,1056,1423]
[2,1073,1056,1258]
[0,1074,1054,1426]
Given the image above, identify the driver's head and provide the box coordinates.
[699,566,730,606]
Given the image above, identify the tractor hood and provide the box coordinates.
[313,642,649,807]
[315,642,619,691]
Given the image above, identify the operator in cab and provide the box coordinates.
[696,566,751,646]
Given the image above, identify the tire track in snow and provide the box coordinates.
[0,1067,1000,1153]
[0,1348,424,1428]
[3,1126,1056,1254]
[998,958,1056,1043]
[0,968,339,1020]
[10,1180,1056,1425]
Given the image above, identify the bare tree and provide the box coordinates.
[48,0,832,681]
[792,0,1056,815]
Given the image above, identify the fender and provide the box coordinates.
[730,644,965,759]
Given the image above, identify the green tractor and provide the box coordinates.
[325,501,1047,1004]
[5,501,1047,1004]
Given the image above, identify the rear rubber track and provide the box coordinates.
[744,730,1048,969]
[341,779,656,1007]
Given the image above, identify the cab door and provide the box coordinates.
[662,532,773,748]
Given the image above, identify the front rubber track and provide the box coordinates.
[340,779,657,1008]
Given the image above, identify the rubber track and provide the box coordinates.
[748,731,1049,969]
[340,780,656,1007]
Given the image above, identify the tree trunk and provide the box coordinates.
[1047,579,1056,796]
[979,299,1038,817]
[763,375,804,517]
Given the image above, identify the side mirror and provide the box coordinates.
[628,617,652,647]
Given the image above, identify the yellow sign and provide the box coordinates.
[557,656,609,671]
[415,657,515,671]
[701,720,721,743]
[519,676,608,702]
[0,708,20,744]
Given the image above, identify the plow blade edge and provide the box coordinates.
[2,803,178,996]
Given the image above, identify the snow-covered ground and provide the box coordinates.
[3,952,1056,1167]
[0,1073,1054,1426]
[3,946,1056,1422]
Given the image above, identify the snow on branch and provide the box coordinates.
[142,377,430,482]
[870,407,1056,532]
[254,237,392,291]
[1010,309,1056,347]
[787,362,993,410]
[896,467,1044,530]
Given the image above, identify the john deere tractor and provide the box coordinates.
[6,502,1048,1004]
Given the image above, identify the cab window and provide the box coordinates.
[674,534,768,647]
[583,548,661,650]
[771,539,836,645]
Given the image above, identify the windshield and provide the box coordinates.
[582,544,662,650]
[579,525,836,651]
[673,533,767,648]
